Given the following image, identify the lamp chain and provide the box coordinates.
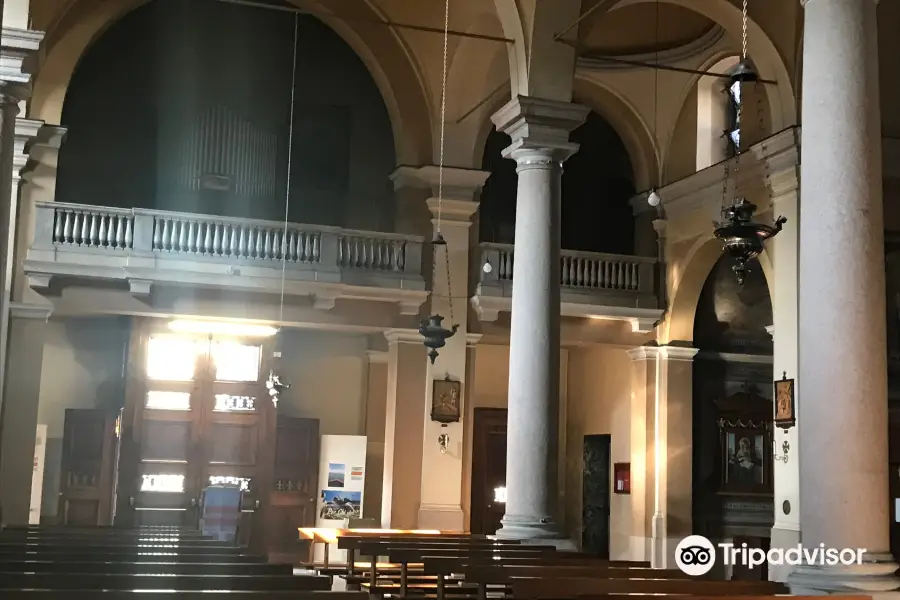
[741,0,748,61]
[757,81,771,200]
[278,12,299,326]
[436,0,454,326]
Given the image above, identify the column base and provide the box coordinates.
[786,553,900,595]
[416,503,464,531]
[495,513,573,548]
[768,524,800,582]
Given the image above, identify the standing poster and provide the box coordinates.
[315,435,368,564]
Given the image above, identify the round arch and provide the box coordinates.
[610,0,796,130]
[572,74,656,191]
[31,0,433,165]
[666,235,773,343]
[443,10,511,168]
[489,0,527,96]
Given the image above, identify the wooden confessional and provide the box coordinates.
[57,320,319,555]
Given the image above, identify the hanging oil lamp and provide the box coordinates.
[714,198,786,284]
[419,233,458,364]
[712,0,786,285]
[265,342,290,406]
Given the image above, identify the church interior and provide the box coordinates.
[0,0,897,596]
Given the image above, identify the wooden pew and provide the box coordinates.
[0,572,333,591]
[0,560,293,575]
[5,592,368,600]
[510,577,789,598]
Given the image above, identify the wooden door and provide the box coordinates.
[58,409,119,525]
[582,434,611,558]
[470,408,507,534]
[266,416,319,554]
[116,323,276,532]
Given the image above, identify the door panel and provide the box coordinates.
[267,416,319,554]
[582,434,611,558]
[470,408,507,535]
[58,409,118,526]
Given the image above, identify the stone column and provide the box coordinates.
[789,0,899,593]
[363,350,388,522]
[491,96,588,541]
[0,302,49,524]
[767,181,800,583]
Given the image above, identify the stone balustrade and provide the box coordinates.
[25,202,427,313]
[473,242,662,331]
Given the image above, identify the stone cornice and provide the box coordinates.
[425,197,479,223]
[577,27,726,73]
[9,301,51,321]
[465,332,482,348]
[390,165,489,200]
[1,27,44,91]
[366,349,388,364]
[383,328,423,344]
[632,127,800,218]
[627,344,699,362]
[13,118,41,182]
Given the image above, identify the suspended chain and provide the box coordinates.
[434,0,454,325]
[757,81,771,198]
[278,13,299,325]
[741,0,748,61]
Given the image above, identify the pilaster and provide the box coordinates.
[380,329,427,529]
[363,349,388,521]
[0,301,50,524]
[627,344,698,568]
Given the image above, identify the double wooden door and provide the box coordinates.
[116,326,276,531]
[470,408,508,535]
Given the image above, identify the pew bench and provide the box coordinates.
[0,559,293,575]
[509,577,789,598]
[0,572,334,592]
[4,592,368,600]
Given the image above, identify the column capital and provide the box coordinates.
[491,95,589,163]
[8,301,51,321]
[425,197,478,224]
[384,328,424,345]
[465,333,482,348]
[627,343,698,362]
[0,27,44,100]
[390,165,489,200]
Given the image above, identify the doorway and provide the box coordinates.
[582,434,611,557]
[470,408,507,534]
[115,326,276,530]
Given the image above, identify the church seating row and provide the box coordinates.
[0,525,364,600]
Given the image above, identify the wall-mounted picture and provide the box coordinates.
[721,426,771,494]
[327,463,345,488]
[320,490,362,520]
[774,374,796,429]
[350,466,364,481]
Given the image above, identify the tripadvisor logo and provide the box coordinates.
[674,535,866,577]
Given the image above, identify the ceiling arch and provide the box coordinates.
[31,0,433,165]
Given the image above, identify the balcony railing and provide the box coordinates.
[478,242,657,293]
[25,202,426,310]
[473,242,661,329]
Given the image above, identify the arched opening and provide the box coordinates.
[56,0,396,230]
[479,111,636,255]
[691,254,774,572]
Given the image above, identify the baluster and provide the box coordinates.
[255,227,264,259]
[288,231,297,262]
[590,260,598,288]
[263,229,272,259]
[77,212,89,246]
[97,214,108,247]
[570,257,578,287]
[396,241,405,271]
[337,236,345,266]
[212,223,221,256]
[617,262,625,289]
[153,219,162,250]
[178,220,188,252]
[53,210,63,243]
[202,222,211,255]
[311,234,320,262]
[71,212,82,246]
[227,224,237,256]
[185,221,195,253]
[124,217,133,249]
[305,234,313,262]
[114,215,124,249]
[62,211,74,244]
[236,226,246,258]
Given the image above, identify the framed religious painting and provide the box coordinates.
[720,424,772,494]
[431,377,461,424]
[774,372,796,430]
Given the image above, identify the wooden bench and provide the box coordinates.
[4,592,368,600]
[0,559,293,575]
[510,577,788,598]
[0,572,333,591]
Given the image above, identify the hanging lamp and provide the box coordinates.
[646,0,662,208]
[265,12,301,405]
[419,0,459,364]
[712,0,786,285]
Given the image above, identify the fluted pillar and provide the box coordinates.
[788,0,899,594]
[491,96,588,541]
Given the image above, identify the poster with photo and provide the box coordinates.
[320,490,362,520]
[327,463,345,488]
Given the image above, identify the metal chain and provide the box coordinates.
[436,0,449,233]
[741,0,748,60]
[757,81,771,199]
